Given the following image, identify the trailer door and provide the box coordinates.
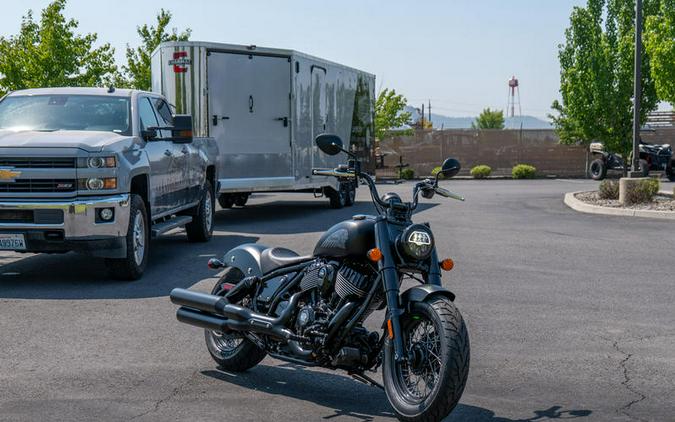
[208,52,292,183]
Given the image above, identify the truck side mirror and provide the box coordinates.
[171,115,193,143]
[141,128,158,141]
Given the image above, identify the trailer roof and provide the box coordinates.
[154,41,375,78]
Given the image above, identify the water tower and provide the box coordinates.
[507,76,521,118]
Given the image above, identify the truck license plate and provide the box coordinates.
[0,233,26,250]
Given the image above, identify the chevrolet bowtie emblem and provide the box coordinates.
[0,168,21,181]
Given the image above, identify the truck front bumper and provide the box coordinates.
[0,194,131,258]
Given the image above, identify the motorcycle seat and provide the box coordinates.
[260,247,313,274]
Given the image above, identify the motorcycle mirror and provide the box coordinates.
[438,158,461,180]
[315,134,344,156]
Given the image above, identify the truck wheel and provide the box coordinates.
[328,187,346,209]
[640,159,650,177]
[590,159,607,180]
[234,193,249,207]
[186,181,214,243]
[344,182,356,207]
[105,194,149,281]
[218,194,234,209]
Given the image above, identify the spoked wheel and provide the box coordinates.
[204,268,267,372]
[383,296,470,422]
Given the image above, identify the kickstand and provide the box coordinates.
[349,371,384,390]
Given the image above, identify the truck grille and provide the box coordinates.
[0,179,76,193]
[0,157,76,168]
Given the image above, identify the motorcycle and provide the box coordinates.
[169,134,470,421]
[589,140,675,181]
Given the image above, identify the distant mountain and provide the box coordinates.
[404,106,552,130]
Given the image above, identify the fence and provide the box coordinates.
[377,129,588,178]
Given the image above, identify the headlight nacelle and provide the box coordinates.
[397,224,434,261]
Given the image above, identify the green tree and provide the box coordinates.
[551,0,659,161]
[121,9,191,90]
[471,108,505,129]
[375,88,412,139]
[0,0,117,96]
[645,0,675,105]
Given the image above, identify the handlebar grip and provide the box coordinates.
[435,186,465,201]
[312,169,356,178]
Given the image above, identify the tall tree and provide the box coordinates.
[375,88,412,139]
[472,108,505,129]
[551,0,659,159]
[0,0,117,96]
[122,10,191,90]
[645,0,675,105]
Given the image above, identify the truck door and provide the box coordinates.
[208,52,292,183]
[311,66,327,172]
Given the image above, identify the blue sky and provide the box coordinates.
[0,0,587,119]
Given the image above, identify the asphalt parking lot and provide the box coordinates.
[1,179,674,422]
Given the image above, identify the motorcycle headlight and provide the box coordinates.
[398,224,434,260]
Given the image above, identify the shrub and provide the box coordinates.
[470,165,492,179]
[624,178,660,205]
[512,164,537,179]
[598,179,619,200]
[431,166,445,179]
[400,168,415,180]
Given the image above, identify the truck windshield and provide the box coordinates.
[0,95,131,134]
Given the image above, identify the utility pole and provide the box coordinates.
[421,103,425,128]
[629,0,643,177]
[428,99,432,127]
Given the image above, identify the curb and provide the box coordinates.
[564,191,675,220]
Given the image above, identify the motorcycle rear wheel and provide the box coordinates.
[204,268,267,372]
[383,296,470,422]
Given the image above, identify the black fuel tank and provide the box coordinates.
[313,216,376,259]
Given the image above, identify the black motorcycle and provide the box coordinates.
[169,134,470,421]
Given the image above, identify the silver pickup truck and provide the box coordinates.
[0,87,218,280]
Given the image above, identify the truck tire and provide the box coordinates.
[105,194,149,281]
[218,194,234,209]
[234,193,249,207]
[328,187,346,209]
[589,159,607,180]
[186,181,214,242]
[344,182,356,207]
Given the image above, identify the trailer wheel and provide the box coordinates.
[327,187,346,209]
[344,182,356,207]
[218,194,234,209]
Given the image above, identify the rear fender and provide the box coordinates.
[400,285,456,312]
[221,243,268,277]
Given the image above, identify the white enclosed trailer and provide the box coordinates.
[151,41,375,209]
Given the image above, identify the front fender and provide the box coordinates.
[221,243,268,278]
[400,285,455,310]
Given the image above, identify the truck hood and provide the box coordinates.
[0,130,126,152]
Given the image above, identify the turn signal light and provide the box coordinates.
[387,319,394,339]
[367,248,383,262]
[440,258,455,271]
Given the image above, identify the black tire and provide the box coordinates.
[186,181,214,242]
[204,268,267,372]
[218,194,234,209]
[666,164,675,182]
[589,159,607,180]
[344,182,356,207]
[234,193,249,207]
[328,187,346,209]
[105,194,149,281]
[640,159,650,177]
[383,296,470,422]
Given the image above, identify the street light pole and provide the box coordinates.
[630,0,643,177]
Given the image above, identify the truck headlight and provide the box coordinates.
[80,156,117,168]
[79,177,117,190]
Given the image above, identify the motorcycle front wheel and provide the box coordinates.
[383,296,470,422]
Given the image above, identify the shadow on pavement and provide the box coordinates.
[215,200,438,235]
[203,366,591,422]
[0,233,258,300]
[447,404,592,421]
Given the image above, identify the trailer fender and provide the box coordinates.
[221,243,268,277]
